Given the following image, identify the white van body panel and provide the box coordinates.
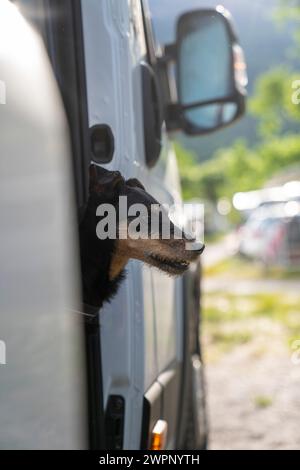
[81,0,183,449]
[0,0,87,449]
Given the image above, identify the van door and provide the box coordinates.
[0,0,87,449]
[143,150,184,450]
[139,0,184,449]
[81,0,159,449]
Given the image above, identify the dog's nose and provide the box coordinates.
[188,241,205,254]
[195,242,205,254]
[198,244,205,254]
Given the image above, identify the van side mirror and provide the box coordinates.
[162,7,247,135]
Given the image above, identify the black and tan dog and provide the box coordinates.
[80,165,204,309]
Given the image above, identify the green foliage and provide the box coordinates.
[250,67,300,136]
[175,134,300,203]
[175,141,225,202]
[175,0,300,205]
[276,0,300,53]
[275,0,300,31]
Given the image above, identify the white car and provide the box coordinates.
[238,204,299,265]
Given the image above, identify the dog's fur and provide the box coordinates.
[79,165,204,309]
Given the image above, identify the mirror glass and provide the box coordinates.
[185,102,237,130]
[178,12,236,131]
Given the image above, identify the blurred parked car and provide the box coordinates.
[238,202,300,267]
[287,215,300,265]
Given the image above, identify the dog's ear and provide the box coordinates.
[89,165,124,194]
[126,178,145,191]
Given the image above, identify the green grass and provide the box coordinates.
[205,292,300,322]
[210,330,253,352]
[204,255,300,280]
[204,232,226,244]
[204,256,260,278]
[254,395,273,409]
[203,291,300,358]
[203,254,300,360]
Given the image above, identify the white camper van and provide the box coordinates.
[0,0,246,450]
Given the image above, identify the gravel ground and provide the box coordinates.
[203,238,300,450]
[205,320,300,450]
